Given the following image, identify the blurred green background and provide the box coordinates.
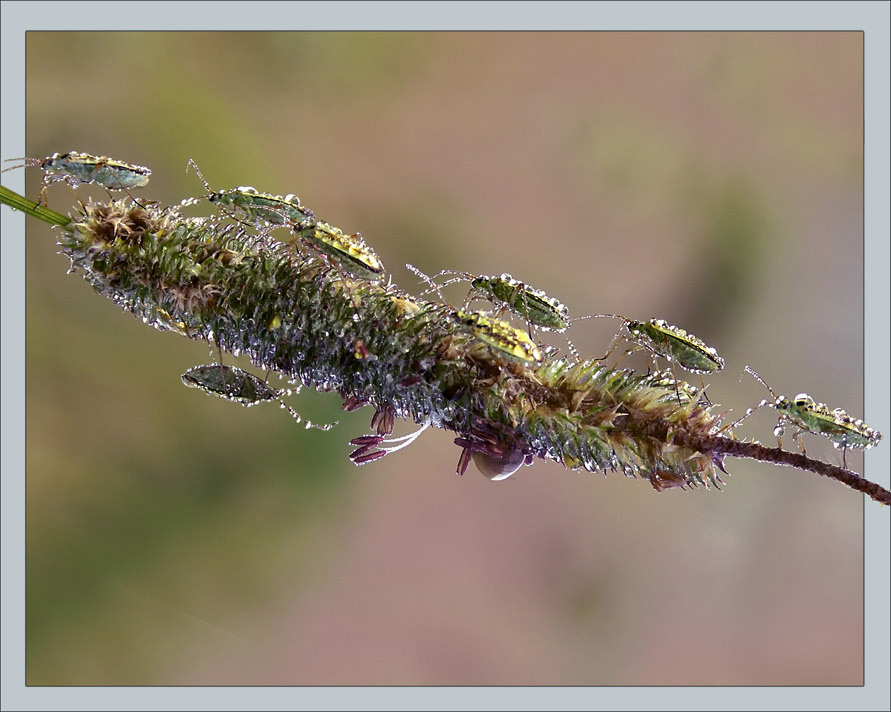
[21,32,864,685]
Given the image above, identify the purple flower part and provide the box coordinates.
[341,395,368,412]
[349,444,376,460]
[375,406,395,436]
[456,447,471,476]
[353,449,387,465]
[349,434,385,446]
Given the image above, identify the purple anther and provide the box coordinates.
[349,444,377,460]
[349,434,385,446]
[341,395,368,412]
[456,447,471,476]
[480,444,505,459]
[352,449,387,465]
[469,425,498,443]
[375,406,395,436]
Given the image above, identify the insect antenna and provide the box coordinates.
[2,156,77,207]
[429,268,475,290]
[571,313,631,363]
[405,263,456,309]
[572,312,627,323]
[743,365,781,401]
[715,366,779,435]
[1,156,42,173]
[185,158,241,225]
[184,157,272,233]
[186,157,212,193]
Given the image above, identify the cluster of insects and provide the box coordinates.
[182,159,385,283]
[11,150,882,485]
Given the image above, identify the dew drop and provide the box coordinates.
[472,449,526,481]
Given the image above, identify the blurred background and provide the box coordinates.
[20,32,865,685]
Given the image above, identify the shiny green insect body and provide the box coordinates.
[208,186,314,229]
[626,319,724,374]
[44,152,151,189]
[418,268,571,332]
[295,221,385,282]
[777,395,882,450]
[596,315,725,375]
[182,364,279,405]
[3,151,151,203]
[741,367,882,462]
[455,310,543,364]
[184,158,314,230]
[181,364,336,431]
[471,274,570,331]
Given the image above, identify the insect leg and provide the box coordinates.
[697,375,713,406]
[594,326,626,364]
[773,420,786,450]
[105,165,149,209]
[274,395,338,431]
[611,342,642,370]
[37,176,51,207]
[668,361,684,406]
[61,174,90,209]
[517,283,535,340]
[792,428,807,457]
[38,172,84,209]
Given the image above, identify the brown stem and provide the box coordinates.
[675,432,890,505]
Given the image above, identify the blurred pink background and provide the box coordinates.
[22,32,866,685]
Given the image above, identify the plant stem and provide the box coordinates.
[0,184,70,226]
[4,185,888,505]
[674,432,889,505]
